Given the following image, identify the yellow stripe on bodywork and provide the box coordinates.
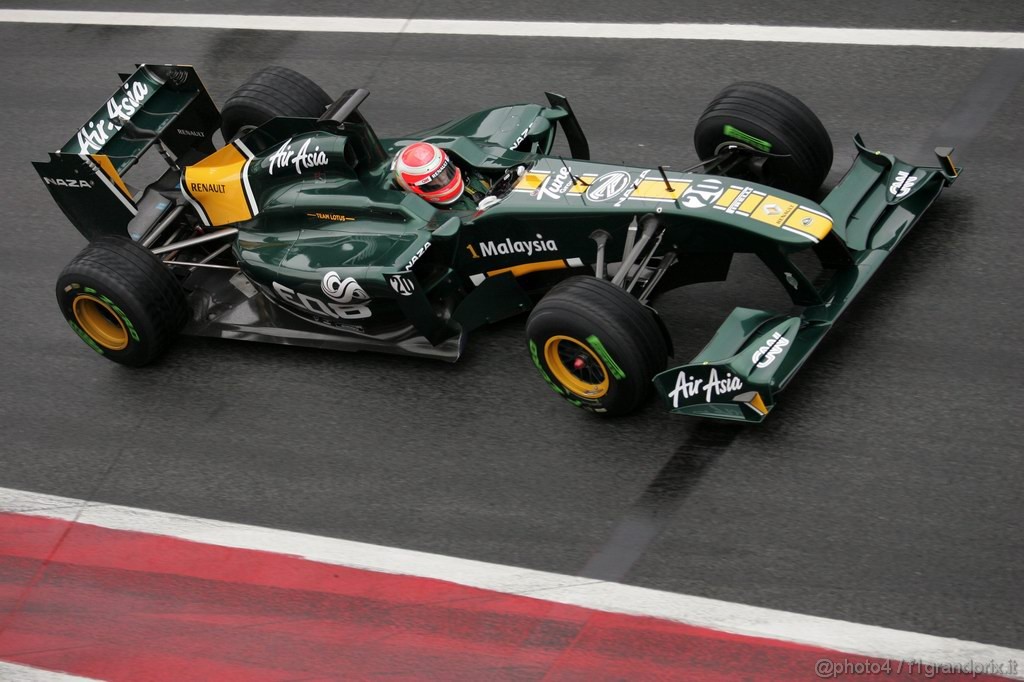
[785,207,833,240]
[715,187,742,207]
[514,171,549,191]
[738,192,766,214]
[487,259,567,278]
[90,154,132,199]
[750,196,799,227]
[183,144,253,226]
[567,175,597,194]
[629,178,691,200]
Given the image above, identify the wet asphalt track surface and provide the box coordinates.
[1,0,1022,651]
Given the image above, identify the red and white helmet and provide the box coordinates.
[393,142,464,205]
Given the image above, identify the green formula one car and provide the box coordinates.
[36,64,959,422]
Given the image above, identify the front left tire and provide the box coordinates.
[526,277,668,416]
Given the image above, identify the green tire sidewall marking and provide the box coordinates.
[111,304,140,341]
[68,320,104,355]
[529,339,564,395]
[95,293,141,342]
[529,339,541,369]
[585,335,625,380]
[723,124,773,153]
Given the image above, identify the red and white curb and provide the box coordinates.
[1,486,1021,680]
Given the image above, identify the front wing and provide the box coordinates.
[653,138,960,423]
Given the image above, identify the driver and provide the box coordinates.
[393,142,464,205]
[394,142,490,207]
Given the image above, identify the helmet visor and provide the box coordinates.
[412,156,458,195]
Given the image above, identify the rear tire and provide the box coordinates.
[526,277,668,417]
[56,236,189,366]
[220,66,333,142]
[694,81,832,196]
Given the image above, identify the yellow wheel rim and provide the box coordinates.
[72,295,129,351]
[543,335,610,399]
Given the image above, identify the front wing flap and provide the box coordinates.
[653,311,808,423]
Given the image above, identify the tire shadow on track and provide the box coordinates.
[578,421,743,582]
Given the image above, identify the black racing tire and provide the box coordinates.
[526,277,668,417]
[694,81,833,196]
[220,66,333,142]
[56,236,189,366]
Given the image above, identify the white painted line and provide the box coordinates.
[234,139,259,217]
[781,225,820,242]
[0,10,1021,49]
[0,661,99,681]
[180,183,211,227]
[2,485,1023,676]
[798,204,834,220]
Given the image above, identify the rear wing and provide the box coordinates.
[33,64,220,240]
[653,138,960,423]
